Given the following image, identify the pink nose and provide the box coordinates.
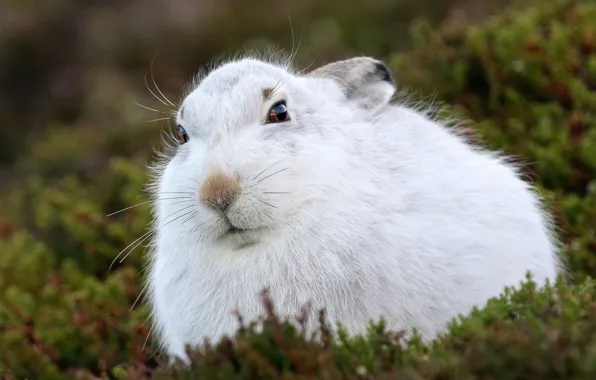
[199,172,242,212]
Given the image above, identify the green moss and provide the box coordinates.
[0,232,153,379]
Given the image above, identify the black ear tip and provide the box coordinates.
[374,61,393,83]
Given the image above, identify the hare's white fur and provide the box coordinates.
[147,54,562,360]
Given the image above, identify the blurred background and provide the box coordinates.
[2,0,595,378]
[0,0,511,187]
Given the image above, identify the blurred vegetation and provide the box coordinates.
[0,0,595,378]
[0,0,508,177]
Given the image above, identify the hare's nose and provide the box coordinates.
[199,172,242,213]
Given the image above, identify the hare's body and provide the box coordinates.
[147,55,561,360]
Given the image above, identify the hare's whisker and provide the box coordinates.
[109,229,155,271]
[252,160,283,181]
[150,54,177,108]
[106,197,191,217]
[251,168,287,187]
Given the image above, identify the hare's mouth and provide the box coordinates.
[220,223,267,247]
[228,225,247,234]
[222,220,265,237]
[226,225,266,236]
[218,216,269,245]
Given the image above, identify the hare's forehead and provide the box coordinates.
[179,62,292,118]
[201,60,289,95]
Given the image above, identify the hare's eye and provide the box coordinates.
[267,101,290,124]
[176,125,189,144]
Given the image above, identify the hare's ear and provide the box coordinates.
[307,57,395,111]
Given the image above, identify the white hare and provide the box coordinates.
[146,54,563,360]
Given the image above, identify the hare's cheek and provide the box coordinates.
[281,140,298,157]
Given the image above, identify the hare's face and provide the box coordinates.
[154,56,395,249]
